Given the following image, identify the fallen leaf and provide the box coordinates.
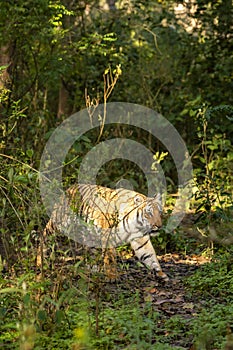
[155,298,183,305]
[144,294,153,302]
[183,302,195,309]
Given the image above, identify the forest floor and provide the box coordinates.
[1,214,232,349]
[33,213,229,349]
[96,253,210,349]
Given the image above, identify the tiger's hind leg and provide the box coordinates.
[102,248,118,281]
[130,236,169,282]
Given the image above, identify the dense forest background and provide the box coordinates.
[0,0,233,349]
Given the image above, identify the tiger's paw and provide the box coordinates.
[105,267,120,282]
[156,270,169,283]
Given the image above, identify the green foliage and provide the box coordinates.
[1,254,233,349]
[186,252,233,300]
[0,0,233,349]
[184,104,233,249]
[0,151,43,264]
[191,303,233,350]
[185,254,233,349]
[0,272,161,349]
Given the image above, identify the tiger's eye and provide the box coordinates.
[146,207,154,217]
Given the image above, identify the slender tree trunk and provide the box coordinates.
[106,0,116,11]
[0,46,10,90]
[57,80,70,118]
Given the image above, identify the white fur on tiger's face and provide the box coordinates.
[42,184,169,282]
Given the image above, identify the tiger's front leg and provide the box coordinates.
[130,235,169,282]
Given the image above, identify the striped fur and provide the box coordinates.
[40,184,168,281]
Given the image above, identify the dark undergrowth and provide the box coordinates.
[1,239,233,350]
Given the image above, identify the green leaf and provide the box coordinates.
[8,168,14,182]
[0,287,24,294]
[199,157,206,164]
[23,293,31,306]
[207,145,218,150]
[80,135,91,143]
[14,175,28,184]
[37,309,47,321]
[55,309,64,324]
[26,149,34,158]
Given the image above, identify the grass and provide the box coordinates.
[1,246,233,349]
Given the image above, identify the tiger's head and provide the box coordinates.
[117,190,163,239]
[134,193,162,233]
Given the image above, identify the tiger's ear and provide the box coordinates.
[134,195,144,205]
[154,193,163,212]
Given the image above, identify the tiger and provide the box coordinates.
[38,184,169,282]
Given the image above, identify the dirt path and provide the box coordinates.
[102,254,209,349]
